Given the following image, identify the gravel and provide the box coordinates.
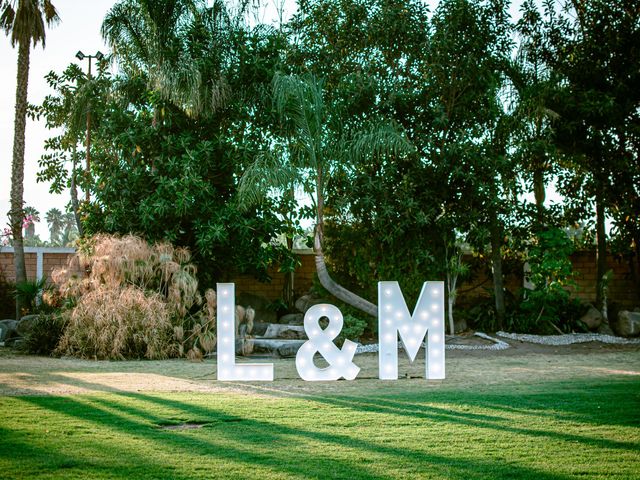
[497,331,640,346]
[355,332,510,354]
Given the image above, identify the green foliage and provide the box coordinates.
[20,314,67,356]
[515,228,577,332]
[0,276,16,319]
[13,277,48,317]
[338,313,368,345]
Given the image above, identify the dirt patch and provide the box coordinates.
[0,340,638,397]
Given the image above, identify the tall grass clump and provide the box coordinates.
[53,235,217,360]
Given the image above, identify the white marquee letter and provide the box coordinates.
[216,283,274,381]
[378,281,445,380]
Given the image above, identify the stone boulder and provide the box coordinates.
[454,317,468,334]
[279,313,304,325]
[236,293,277,324]
[580,306,603,331]
[613,311,640,337]
[294,294,332,314]
[0,319,18,344]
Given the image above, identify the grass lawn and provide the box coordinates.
[1,374,639,479]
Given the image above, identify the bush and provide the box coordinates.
[0,276,15,319]
[53,234,217,360]
[57,287,176,359]
[21,314,67,356]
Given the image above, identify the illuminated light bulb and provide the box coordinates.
[337,357,345,366]
[385,319,392,326]
[385,305,392,311]
[222,337,230,344]
[222,354,230,362]
[431,349,440,357]
[421,312,428,319]
[222,306,229,312]
[407,338,418,347]
[385,289,392,296]
[321,306,328,312]
[385,364,394,372]
[432,288,439,295]
[432,320,440,327]
[431,304,438,311]
[395,311,403,318]
[384,334,394,342]
[432,334,441,342]
[298,358,306,367]
[222,321,229,328]
[432,364,441,372]
[305,343,314,351]
[413,324,423,333]
[221,290,228,296]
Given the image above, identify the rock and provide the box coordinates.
[16,314,41,337]
[454,317,468,334]
[0,319,19,343]
[295,294,331,313]
[613,311,640,337]
[235,293,277,324]
[279,313,304,325]
[252,338,305,357]
[580,306,603,330]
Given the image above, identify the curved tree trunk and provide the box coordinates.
[10,40,31,320]
[314,226,377,318]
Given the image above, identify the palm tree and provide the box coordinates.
[22,206,39,239]
[1,0,59,318]
[45,207,63,245]
[60,212,78,246]
[239,73,414,317]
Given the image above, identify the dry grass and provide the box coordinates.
[52,235,223,360]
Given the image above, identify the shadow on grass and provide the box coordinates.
[6,375,638,479]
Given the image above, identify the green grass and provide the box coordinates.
[1,378,639,479]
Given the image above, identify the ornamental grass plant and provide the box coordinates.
[52,235,221,360]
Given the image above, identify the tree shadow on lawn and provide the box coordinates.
[9,375,638,479]
[308,379,640,444]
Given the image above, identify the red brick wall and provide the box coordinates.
[232,253,316,301]
[0,252,39,282]
[1,248,637,307]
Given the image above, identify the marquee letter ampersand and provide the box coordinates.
[295,304,361,381]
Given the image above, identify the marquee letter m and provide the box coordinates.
[378,281,445,380]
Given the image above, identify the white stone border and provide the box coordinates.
[497,331,640,346]
[354,332,510,354]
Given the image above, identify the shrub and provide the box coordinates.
[0,276,15,319]
[57,287,176,359]
[21,314,67,356]
[53,234,217,360]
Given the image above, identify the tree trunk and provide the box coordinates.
[10,40,31,320]
[489,212,506,330]
[594,193,607,314]
[533,166,545,226]
[70,149,84,237]
[313,165,377,318]
[314,226,377,318]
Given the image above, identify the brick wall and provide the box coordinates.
[0,248,76,284]
[232,253,316,301]
[1,247,637,308]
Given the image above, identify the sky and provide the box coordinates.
[0,0,117,241]
[0,0,532,242]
